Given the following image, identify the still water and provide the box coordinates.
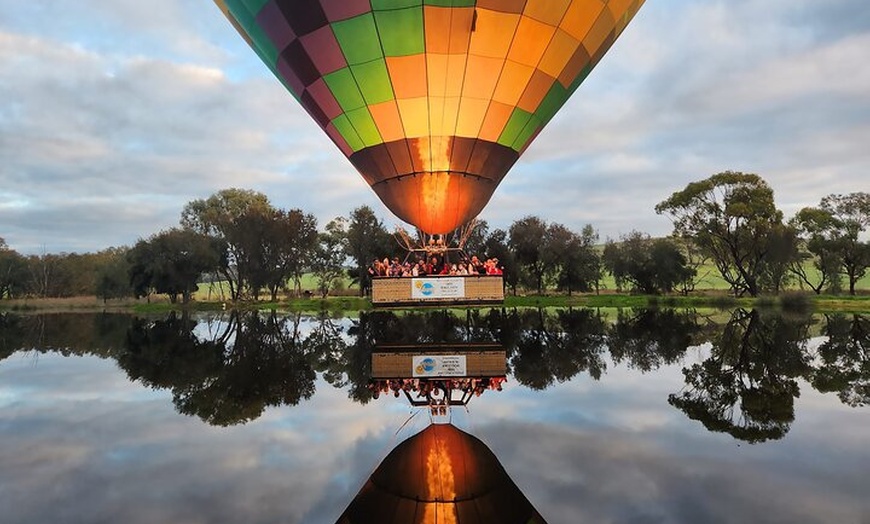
[1,308,868,524]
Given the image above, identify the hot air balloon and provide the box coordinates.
[214,0,645,234]
[336,423,547,524]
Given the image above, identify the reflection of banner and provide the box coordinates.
[413,355,467,377]
[411,277,466,299]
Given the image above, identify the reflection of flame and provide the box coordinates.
[417,137,452,226]
[423,436,458,524]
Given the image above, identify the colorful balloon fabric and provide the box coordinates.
[215,0,645,234]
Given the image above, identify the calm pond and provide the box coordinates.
[1,308,868,524]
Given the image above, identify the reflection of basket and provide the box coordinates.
[371,349,506,379]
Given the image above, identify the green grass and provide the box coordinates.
[4,267,869,314]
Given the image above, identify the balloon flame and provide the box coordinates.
[418,137,453,229]
[423,436,458,524]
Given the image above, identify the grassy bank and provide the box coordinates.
[3,292,869,314]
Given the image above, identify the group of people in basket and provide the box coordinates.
[368,377,506,400]
[368,254,503,278]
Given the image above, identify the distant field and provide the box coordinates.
[196,274,358,301]
[195,263,868,301]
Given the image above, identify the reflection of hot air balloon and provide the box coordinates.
[215,0,645,234]
[336,423,546,524]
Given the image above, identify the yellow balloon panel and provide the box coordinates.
[216,0,646,233]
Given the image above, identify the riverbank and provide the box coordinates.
[2,292,869,314]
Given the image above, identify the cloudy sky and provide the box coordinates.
[2,0,868,255]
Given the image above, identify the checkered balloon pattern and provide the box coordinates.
[215,0,645,233]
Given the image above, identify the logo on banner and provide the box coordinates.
[411,278,465,299]
[415,281,434,296]
[412,355,467,377]
[415,357,436,375]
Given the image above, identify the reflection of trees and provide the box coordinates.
[304,311,348,387]
[10,308,867,437]
[0,312,130,360]
[607,308,706,372]
[120,311,315,426]
[510,308,607,390]
[668,308,814,443]
[810,314,870,407]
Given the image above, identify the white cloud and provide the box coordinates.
[1,0,868,253]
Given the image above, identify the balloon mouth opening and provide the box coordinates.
[371,171,498,235]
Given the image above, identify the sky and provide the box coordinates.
[1,0,869,255]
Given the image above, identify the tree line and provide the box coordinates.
[0,172,867,301]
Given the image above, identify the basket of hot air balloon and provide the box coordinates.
[214,0,645,305]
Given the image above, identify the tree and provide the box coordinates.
[344,206,393,296]
[94,247,133,302]
[656,171,788,297]
[603,232,694,294]
[312,218,349,298]
[0,238,28,299]
[128,229,221,303]
[509,216,550,293]
[181,188,272,300]
[789,207,843,294]
[460,219,489,257]
[280,209,319,297]
[553,225,601,296]
[671,236,710,295]
[228,207,318,301]
[756,224,799,294]
[819,193,870,295]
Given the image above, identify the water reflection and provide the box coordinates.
[122,311,316,426]
[667,308,814,443]
[337,423,546,524]
[810,313,870,407]
[1,308,868,440]
[2,308,870,522]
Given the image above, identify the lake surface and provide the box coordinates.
[1,308,868,524]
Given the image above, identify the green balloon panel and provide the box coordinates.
[215,0,645,232]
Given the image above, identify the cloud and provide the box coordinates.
[1,0,868,253]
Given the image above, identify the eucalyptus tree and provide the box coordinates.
[127,228,221,303]
[509,216,550,293]
[181,188,272,300]
[656,171,791,297]
[795,193,870,295]
[553,224,601,296]
[230,207,318,300]
[344,205,393,296]
[0,238,27,299]
[312,218,349,298]
[603,231,694,294]
[94,247,133,302]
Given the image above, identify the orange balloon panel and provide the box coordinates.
[216,0,646,233]
[352,137,517,233]
[336,423,545,524]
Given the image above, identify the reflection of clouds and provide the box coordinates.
[2,332,870,523]
[476,416,869,524]
[0,353,401,524]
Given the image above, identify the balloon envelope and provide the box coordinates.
[335,423,547,523]
[215,0,645,233]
